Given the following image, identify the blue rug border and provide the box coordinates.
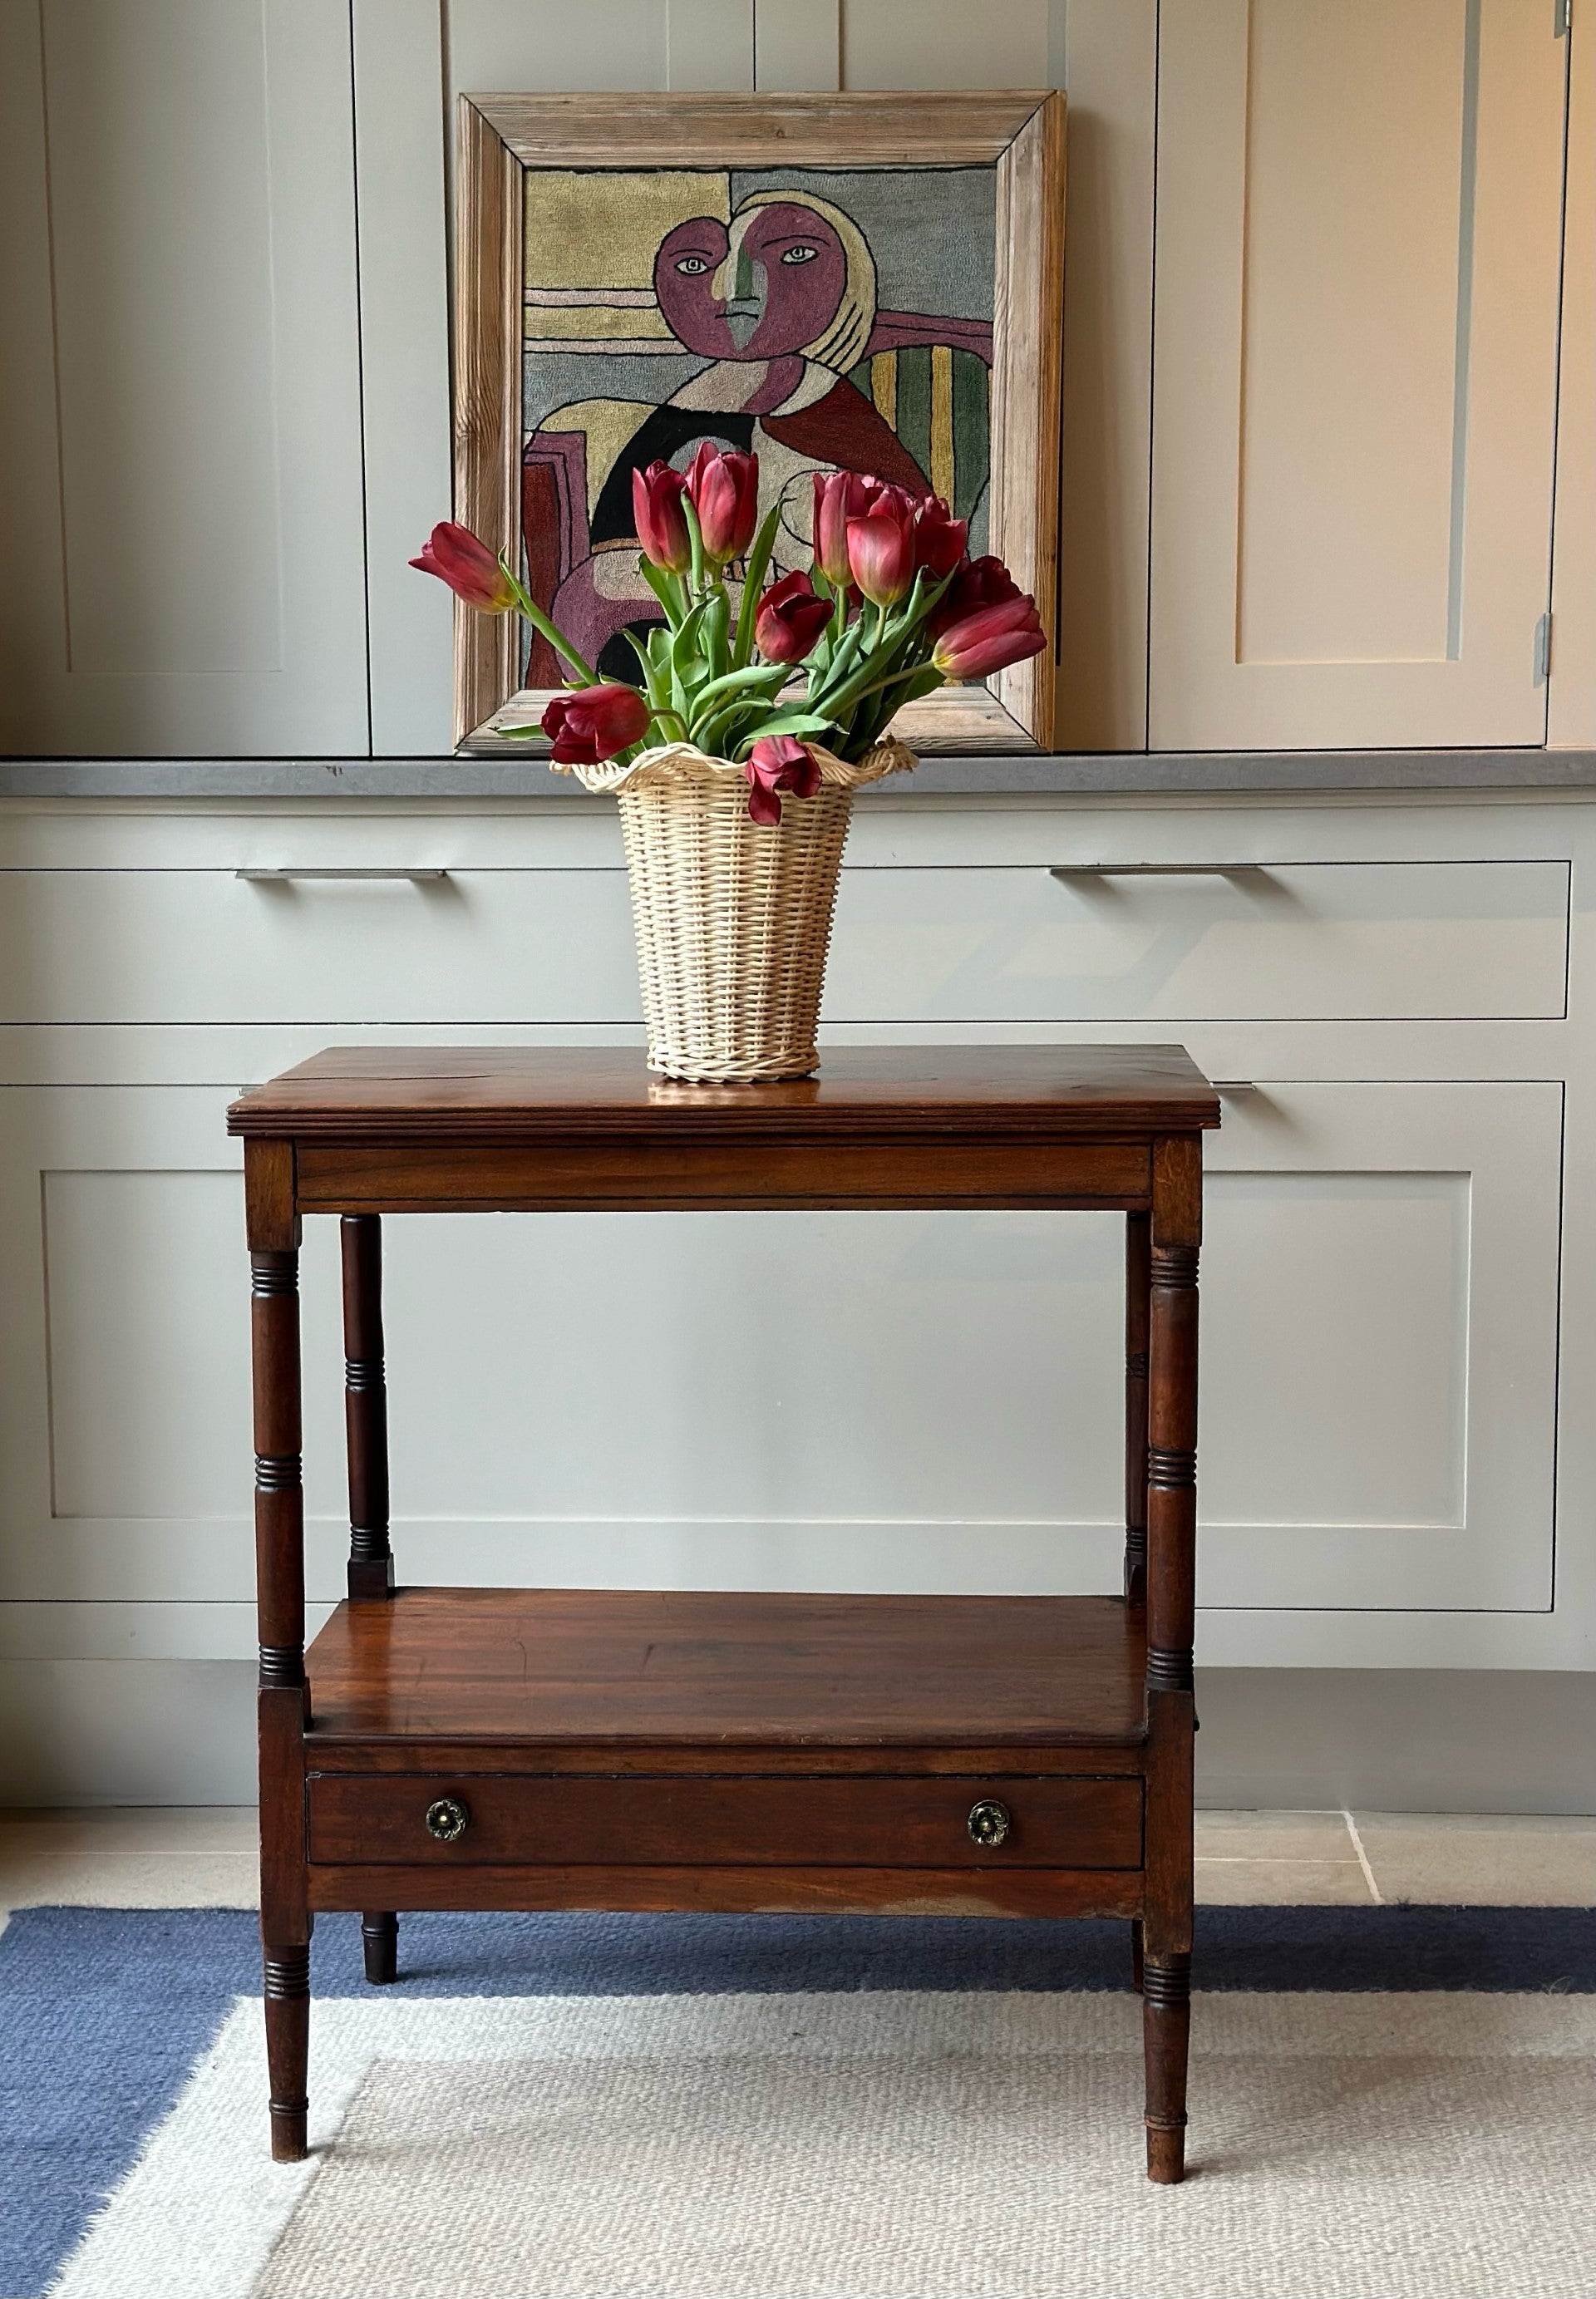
[3,1903,1591,2298]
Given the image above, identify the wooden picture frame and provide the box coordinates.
[452,91,1065,756]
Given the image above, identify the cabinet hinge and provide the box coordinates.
[1534,612,1554,685]
[1555,0,1570,37]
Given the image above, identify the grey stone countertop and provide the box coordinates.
[0,750,1591,800]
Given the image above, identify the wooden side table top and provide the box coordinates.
[229,1043,1222,1137]
[228,1044,1220,1216]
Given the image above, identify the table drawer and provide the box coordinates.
[306,1773,1144,1871]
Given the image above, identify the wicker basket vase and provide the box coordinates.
[555,737,915,1081]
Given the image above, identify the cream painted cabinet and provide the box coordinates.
[0,0,368,756]
[1148,0,1569,751]
[0,792,1589,1810]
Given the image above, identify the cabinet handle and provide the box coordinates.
[235,867,450,883]
[424,1796,470,1843]
[1048,864,1265,879]
[1212,1081,1259,1095]
[967,1799,1012,1849]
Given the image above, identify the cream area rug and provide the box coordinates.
[47,1988,1594,2299]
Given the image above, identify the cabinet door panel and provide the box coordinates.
[0,0,367,755]
[1150,0,1566,748]
[1198,1081,1561,1611]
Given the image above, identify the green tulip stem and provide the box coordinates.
[500,563,598,687]
[682,498,707,600]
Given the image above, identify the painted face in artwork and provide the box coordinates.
[654,201,849,360]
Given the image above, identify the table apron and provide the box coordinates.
[292,1136,1155,1214]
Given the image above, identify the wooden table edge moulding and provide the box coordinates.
[227,1046,1219,2183]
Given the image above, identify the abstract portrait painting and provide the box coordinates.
[452,94,1065,750]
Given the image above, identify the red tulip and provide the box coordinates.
[928,553,1022,636]
[846,498,917,606]
[409,522,517,613]
[753,571,832,665]
[540,683,651,765]
[932,593,1048,681]
[744,733,820,826]
[686,443,760,564]
[811,469,880,587]
[911,495,968,579]
[632,461,692,572]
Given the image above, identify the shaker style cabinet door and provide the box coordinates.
[0,0,368,756]
[1195,1081,1562,1621]
[1148,0,1568,751]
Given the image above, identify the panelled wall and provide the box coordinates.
[0,0,1593,1804]
[2,0,1591,757]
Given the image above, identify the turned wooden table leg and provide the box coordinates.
[1143,1137,1199,2183]
[1125,1211,1150,1609]
[362,1912,399,1986]
[1126,1211,1152,1994]
[342,1214,399,1984]
[342,1213,392,1602]
[249,1142,311,2163]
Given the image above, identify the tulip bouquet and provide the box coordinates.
[413,444,1046,824]
[413,451,1047,1079]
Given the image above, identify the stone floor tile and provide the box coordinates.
[0,1805,256,1856]
[1195,1857,1375,1907]
[1351,1813,1596,1906]
[0,1851,259,1912]
[1195,1809,1356,1862]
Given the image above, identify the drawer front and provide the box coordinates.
[0,869,641,1026]
[827,859,1569,1021]
[306,1773,1144,1871]
[0,856,1565,1023]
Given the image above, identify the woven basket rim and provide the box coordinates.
[550,735,916,798]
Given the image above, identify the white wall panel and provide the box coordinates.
[0,0,368,756]
[840,0,1052,89]
[753,0,839,90]
[667,0,753,89]
[353,0,455,758]
[445,0,667,94]
[1053,0,1156,751]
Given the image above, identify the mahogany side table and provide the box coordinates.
[227,1046,1219,2182]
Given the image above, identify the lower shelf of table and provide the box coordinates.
[303,1585,1150,1750]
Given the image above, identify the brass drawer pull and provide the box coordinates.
[424,1796,470,1843]
[967,1799,1011,1849]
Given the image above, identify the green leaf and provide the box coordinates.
[669,599,712,718]
[623,628,670,714]
[682,495,706,598]
[637,555,685,629]
[687,661,789,714]
[703,586,731,682]
[732,501,784,670]
[732,709,836,759]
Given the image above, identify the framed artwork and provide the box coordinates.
[452,93,1065,754]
